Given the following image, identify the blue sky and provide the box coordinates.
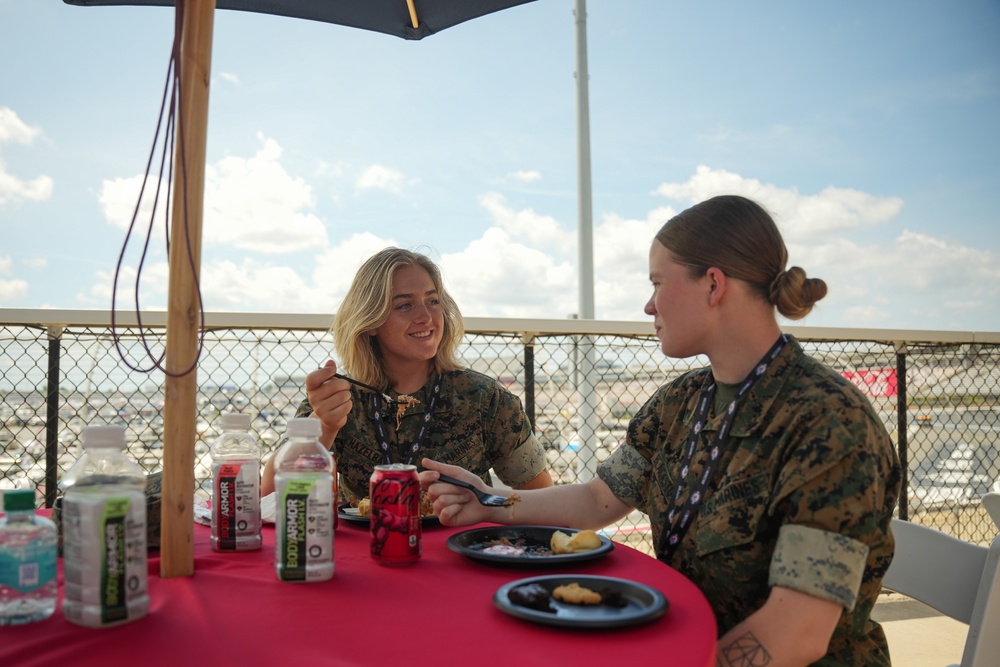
[1,0,998,332]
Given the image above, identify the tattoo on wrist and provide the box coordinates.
[719,631,771,667]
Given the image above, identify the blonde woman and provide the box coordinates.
[261,248,551,499]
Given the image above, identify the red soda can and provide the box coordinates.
[369,463,421,565]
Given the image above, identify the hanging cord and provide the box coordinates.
[110,1,205,377]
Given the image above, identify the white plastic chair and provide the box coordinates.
[883,518,1000,667]
[981,492,1000,530]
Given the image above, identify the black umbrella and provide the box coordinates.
[63,0,540,577]
[65,0,538,40]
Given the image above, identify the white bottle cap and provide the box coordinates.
[82,425,126,449]
[285,417,321,438]
[220,413,251,430]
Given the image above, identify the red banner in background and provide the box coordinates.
[841,368,898,397]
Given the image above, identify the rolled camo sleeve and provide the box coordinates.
[491,423,548,486]
[769,524,870,610]
[488,389,549,487]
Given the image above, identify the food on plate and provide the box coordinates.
[552,582,602,605]
[356,497,371,517]
[473,536,547,557]
[467,528,609,559]
[509,579,630,611]
[508,583,555,613]
[352,490,434,518]
[597,587,628,608]
[481,542,526,557]
[395,394,420,428]
[550,529,603,554]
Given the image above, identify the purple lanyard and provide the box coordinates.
[657,335,787,562]
[370,374,443,466]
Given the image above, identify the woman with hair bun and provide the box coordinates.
[424,195,901,666]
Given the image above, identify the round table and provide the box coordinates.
[1,518,717,667]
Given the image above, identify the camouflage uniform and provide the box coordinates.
[598,338,901,666]
[297,369,548,501]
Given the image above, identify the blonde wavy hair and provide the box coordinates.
[333,248,464,389]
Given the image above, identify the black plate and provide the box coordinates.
[338,506,439,528]
[495,575,668,629]
[446,525,614,566]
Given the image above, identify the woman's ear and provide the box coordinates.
[705,267,727,305]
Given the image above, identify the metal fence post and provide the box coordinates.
[523,333,535,431]
[45,325,63,508]
[895,344,908,520]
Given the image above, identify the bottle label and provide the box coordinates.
[63,490,147,625]
[212,460,262,551]
[0,542,57,593]
[276,476,333,581]
[100,498,130,624]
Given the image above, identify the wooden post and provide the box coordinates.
[161,0,215,578]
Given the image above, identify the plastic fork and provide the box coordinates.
[436,473,516,507]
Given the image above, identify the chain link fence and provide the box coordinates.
[3,315,999,554]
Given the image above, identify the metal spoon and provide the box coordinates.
[435,473,517,507]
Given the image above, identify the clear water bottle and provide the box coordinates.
[60,425,149,627]
[210,413,262,552]
[273,417,334,582]
[0,489,57,625]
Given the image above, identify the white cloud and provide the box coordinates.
[311,232,400,313]
[591,210,673,320]
[652,166,996,329]
[98,174,169,234]
[78,262,170,308]
[0,108,53,206]
[200,260,319,311]
[218,72,240,85]
[204,135,327,253]
[441,227,577,318]
[479,192,570,251]
[99,232,404,313]
[99,135,328,254]
[0,108,41,144]
[316,160,346,180]
[0,257,29,302]
[77,164,997,331]
[356,164,409,194]
[0,278,28,301]
[0,167,51,206]
[654,165,904,241]
[506,170,542,183]
[23,257,47,270]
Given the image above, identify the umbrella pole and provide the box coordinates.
[161,0,215,578]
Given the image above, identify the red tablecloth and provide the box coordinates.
[1,519,717,667]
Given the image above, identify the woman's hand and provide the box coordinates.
[421,459,632,531]
[420,458,502,527]
[305,360,352,447]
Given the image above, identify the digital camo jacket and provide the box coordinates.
[598,337,901,666]
[297,369,548,501]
